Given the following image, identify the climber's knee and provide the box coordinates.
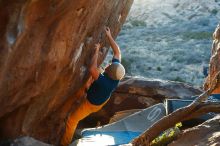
[61,99,101,146]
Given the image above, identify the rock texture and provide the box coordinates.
[0,0,133,145]
[204,24,220,94]
[169,115,220,146]
[11,136,52,146]
[78,76,202,128]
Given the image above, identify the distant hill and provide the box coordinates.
[113,0,220,86]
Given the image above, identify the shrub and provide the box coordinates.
[151,123,182,146]
[182,31,212,40]
[130,19,146,27]
[157,66,162,71]
[172,76,186,83]
[211,9,218,15]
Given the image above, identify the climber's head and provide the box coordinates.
[105,62,125,80]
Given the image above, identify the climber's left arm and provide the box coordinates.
[89,44,101,80]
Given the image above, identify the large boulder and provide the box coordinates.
[0,0,133,145]
[204,24,220,93]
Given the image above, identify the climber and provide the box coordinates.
[61,27,125,146]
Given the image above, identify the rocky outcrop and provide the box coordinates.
[169,115,220,146]
[204,24,220,93]
[0,0,133,145]
[78,76,202,128]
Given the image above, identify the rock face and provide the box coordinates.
[204,24,220,93]
[169,115,220,146]
[78,76,202,128]
[0,0,133,145]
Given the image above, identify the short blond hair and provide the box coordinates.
[105,63,125,80]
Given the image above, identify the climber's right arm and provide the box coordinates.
[89,44,100,80]
[105,27,121,61]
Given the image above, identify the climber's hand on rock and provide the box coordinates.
[94,43,101,52]
[105,26,112,37]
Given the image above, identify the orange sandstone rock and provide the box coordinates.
[204,24,220,94]
[0,0,133,145]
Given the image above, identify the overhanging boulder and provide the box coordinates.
[0,0,133,145]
